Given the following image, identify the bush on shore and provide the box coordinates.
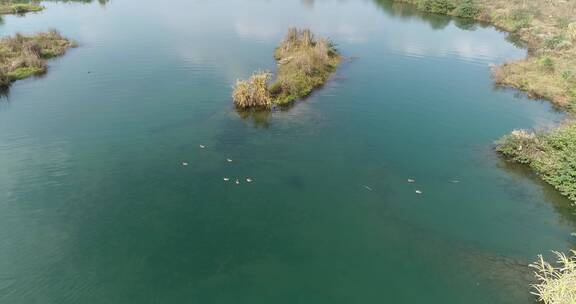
[496,125,576,202]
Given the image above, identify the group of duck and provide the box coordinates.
[181,144,254,185]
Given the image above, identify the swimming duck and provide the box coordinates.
[223,177,230,182]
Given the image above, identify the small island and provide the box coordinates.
[0,30,76,88]
[233,28,341,109]
[0,2,43,15]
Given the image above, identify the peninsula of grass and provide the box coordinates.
[0,30,76,87]
[0,1,43,15]
[233,28,341,109]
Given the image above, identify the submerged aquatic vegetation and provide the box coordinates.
[0,30,76,87]
[232,28,341,108]
[530,251,576,304]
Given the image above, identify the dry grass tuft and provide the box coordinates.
[531,251,576,304]
[568,23,576,42]
[232,72,272,109]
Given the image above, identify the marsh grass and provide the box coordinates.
[0,1,43,15]
[531,251,576,304]
[0,30,76,87]
[232,28,341,108]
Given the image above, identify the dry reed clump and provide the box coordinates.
[530,251,576,304]
[232,72,272,109]
[0,30,75,87]
[568,23,576,42]
[233,28,341,108]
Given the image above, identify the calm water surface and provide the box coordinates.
[0,0,575,303]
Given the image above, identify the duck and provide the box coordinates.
[199,145,206,149]
[223,177,230,182]
[227,158,233,163]
[235,179,240,185]
[415,190,422,194]
[246,178,253,183]
[407,178,415,183]
[182,162,189,166]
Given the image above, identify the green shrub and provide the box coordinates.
[539,57,555,72]
[545,35,567,50]
[555,18,571,29]
[508,9,533,31]
[454,0,481,18]
[562,70,574,81]
[417,0,456,14]
[497,125,576,201]
[430,0,455,14]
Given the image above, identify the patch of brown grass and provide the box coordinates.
[0,30,76,87]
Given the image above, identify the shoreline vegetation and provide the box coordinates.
[233,28,341,109]
[531,250,576,304]
[389,0,576,303]
[0,30,76,88]
[0,1,43,15]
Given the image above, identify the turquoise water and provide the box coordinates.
[0,0,574,303]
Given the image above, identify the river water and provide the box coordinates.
[0,0,574,303]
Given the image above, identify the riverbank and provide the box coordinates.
[0,1,43,15]
[233,28,341,108]
[0,30,76,87]
[387,0,576,202]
